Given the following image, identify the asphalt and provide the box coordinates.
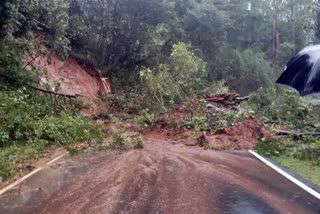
[0,143,319,214]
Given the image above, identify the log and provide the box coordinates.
[273,129,320,137]
[29,86,77,98]
[0,73,77,98]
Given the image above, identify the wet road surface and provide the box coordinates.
[0,143,319,214]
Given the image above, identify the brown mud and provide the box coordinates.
[0,142,319,214]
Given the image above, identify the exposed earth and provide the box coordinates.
[0,141,319,214]
[11,48,318,214]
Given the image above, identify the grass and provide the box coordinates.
[274,156,320,187]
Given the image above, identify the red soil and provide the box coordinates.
[206,119,273,150]
[25,53,111,99]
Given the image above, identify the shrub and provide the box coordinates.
[182,114,211,135]
[0,41,38,87]
[108,89,155,113]
[133,135,144,149]
[135,109,156,130]
[209,45,273,94]
[204,80,230,95]
[292,137,320,164]
[0,77,103,180]
[246,87,312,128]
[139,43,207,111]
[111,131,144,150]
[255,138,289,157]
[0,160,11,180]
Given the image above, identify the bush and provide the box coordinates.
[108,90,155,113]
[292,137,320,164]
[182,114,211,135]
[0,89,103,179]
[255,138,289,157]
[135,109,156,130]
[209,45,273,94]
[133,135,144,149]
[204,80,230,95]
[0,41,38,87]
[110,131,144,150]
[139,43,207,111]
[0,89,103,147]
[246,87,312,128]
[255,136,320,165]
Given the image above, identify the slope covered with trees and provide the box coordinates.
[1,0,317,93]
[1,0,320,183]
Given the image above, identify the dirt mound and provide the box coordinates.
[25,52,111,99]
[204,119,272,150]
[145,127,193,145]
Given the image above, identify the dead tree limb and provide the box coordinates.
[274,129,320,137]
[23,53,42,69]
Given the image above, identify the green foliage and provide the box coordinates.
[111,131,144,150]
[210,45,273,95]
[0,39,103,180]
[133,136,145,149]
[0,0,70,57]
[0,89,103,147]
[139,43,207,110]
[108,88,156,113]
[292,137,320,164]
[182,114,211,135]
[0,41,38,87]
[246,87,312,128]
[169,43,207,93]
[209,109,254,130]
[255,136,320,166]
[35,0,70,57]
[275,156,320,186]
[255,138,289,157]
[277,42,295,67]
[135,109,156,130]
[205,80,230,95]
[0,0,38,37]
[0,0,317,93]
[0,160,11,179]
[0,88,103,179]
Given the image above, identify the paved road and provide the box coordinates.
[0,143,319,214]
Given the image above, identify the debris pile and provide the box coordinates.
[197,119,272,150]
[206,93,250,111]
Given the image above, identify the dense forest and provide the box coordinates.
[1,0,319,94]
[1,0,320,183]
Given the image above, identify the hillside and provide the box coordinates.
[25,52,111,99]
[1,0,320,213]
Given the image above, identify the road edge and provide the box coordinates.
[0,154,66,196]
[248,150,320,200]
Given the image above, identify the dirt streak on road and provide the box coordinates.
[0,142,319,214]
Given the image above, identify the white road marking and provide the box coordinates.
[0,168,43,196]
[0,153,66,196]
[249,150,320,200]
[46,154,66,165]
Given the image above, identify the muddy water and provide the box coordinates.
[0,143,319,214]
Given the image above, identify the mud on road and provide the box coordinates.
[0,142,319,214]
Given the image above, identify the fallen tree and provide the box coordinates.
[206,93,250,110]
[274,129,320,138]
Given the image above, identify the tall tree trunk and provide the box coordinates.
[291,3,296,54]
[272,0,280,60]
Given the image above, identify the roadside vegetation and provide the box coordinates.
[255,137,320,186]
[1,0,320,186]
[0,41,103,180]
